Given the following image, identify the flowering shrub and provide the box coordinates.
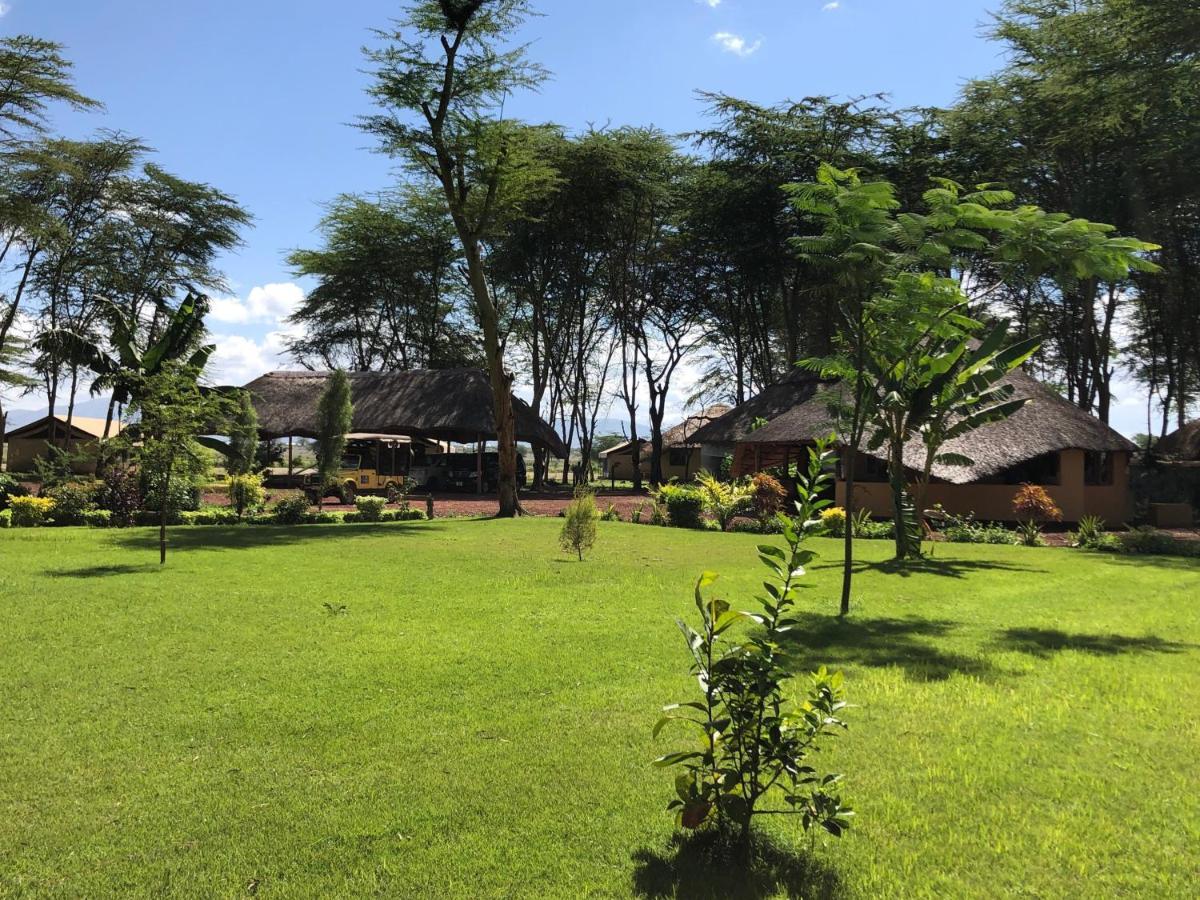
[10,495,55,527]
[821,507,847,536]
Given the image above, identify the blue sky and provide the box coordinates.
[11,1,1152,435]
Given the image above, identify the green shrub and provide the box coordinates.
[394,508,427,522]
[1016,519,1046,547]
[342,512,364,523]
[694,472,751,532]
[355,495,388,522]
[559,487,598,560]
[272,494,311,524]
[10,495,55,527]
[83,509,113,528]
[141,472,201,515]
[941,510,1015,545]
[0,509,11,528]
[0,473,28,509]
[45,480,101,525]
[1071,515,1107,549]
[750,472,788,528]
[227,472,266,518]
[1118,526,1199,557]
[601,504,621,522]
[655,437,852,848]
[655,484,705,529]
[182,508,241,526]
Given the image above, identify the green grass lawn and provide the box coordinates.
[1,520,1198,898]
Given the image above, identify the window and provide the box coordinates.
[847,453,890,483]
[1085,451,1115,486]
[669,448,690,468]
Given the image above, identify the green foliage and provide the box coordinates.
[9,495,55,527]
[354,495,388,522]
[600,503,621,523]
[315,370,353,499]
[559,487,598,561]
[0,509,10,528]
[0,473,29,509]
[81,509,112,528]
[655,437,851,848]
[1016,519,1047,547]
[654,484,705,529]
[694,472,751,532]
[45,480,100,525]
[272,494,312,525]
[227,472,266,519]
[940,510,1016,545]
[1118,527,1200,558]
[1070,515,1112,550]
[182,508,242,526]
[226,391,260,476]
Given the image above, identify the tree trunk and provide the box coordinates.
[840,443,856,617]
[463,242,520,517]
[160,461,171,565]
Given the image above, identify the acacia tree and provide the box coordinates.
[360,0,555,517]
[128,361,231,565]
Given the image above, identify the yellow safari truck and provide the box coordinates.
[306,434,444,501]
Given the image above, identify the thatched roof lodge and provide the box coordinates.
[690,370,1136,523]
[601,405,731,481]
[1156,420,1200,461]
[5,415,126,475]
[242,369,568,457]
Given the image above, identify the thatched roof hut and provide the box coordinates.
[690,370,1134,485]
[1156,421,1200,461]
[242,369,568,457]
[600,404,733,459]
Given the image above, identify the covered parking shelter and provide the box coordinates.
[241,369,568,493]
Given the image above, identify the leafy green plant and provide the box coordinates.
[10,495,55,527]
[0,509,11,528]
[655,437,853,851]
[1016,518,1046,547]
[45,480,100,525]
[601,503,621,522]
[654,484,705,529]
[1117,527,1199,557]
[559,487,598,561]
[694,472,752,532]
[1072,515,1107,549]
[182,508,242,526]
[355,495,388,522]
[272,494,312,524]
[820,507,847,537]
[0,472,28,509]
[227,472,266,519]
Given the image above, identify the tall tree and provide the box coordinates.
[315,370,353,508]
[360,0,555,517]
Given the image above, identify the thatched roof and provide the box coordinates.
[1156,421,1200,461]
[242,369,568,457]
[690,369,1135,485]
[600,405,732,457]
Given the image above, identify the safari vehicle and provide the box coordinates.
[305,435,443,502]
[425,452,527,493]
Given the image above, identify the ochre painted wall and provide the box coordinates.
[6,438,101,475]
[605,447,702,482]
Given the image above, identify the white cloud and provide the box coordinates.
[712,32,761,57]
[206,282,304,326]
[823,1,841,10]
[697,0,722,7]
[0,4,10,17]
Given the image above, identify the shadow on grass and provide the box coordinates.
[995,627,1197,658]
[781,614,999,682]
[106,521,446,554]
[830,556,1044,580]
[631,831,843,900]
[1093,553,1200,572]
[45,563,155,578]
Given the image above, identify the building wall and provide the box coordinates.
[833,449,1132,523]
[604,447,702,482]
[6,438,101,475]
